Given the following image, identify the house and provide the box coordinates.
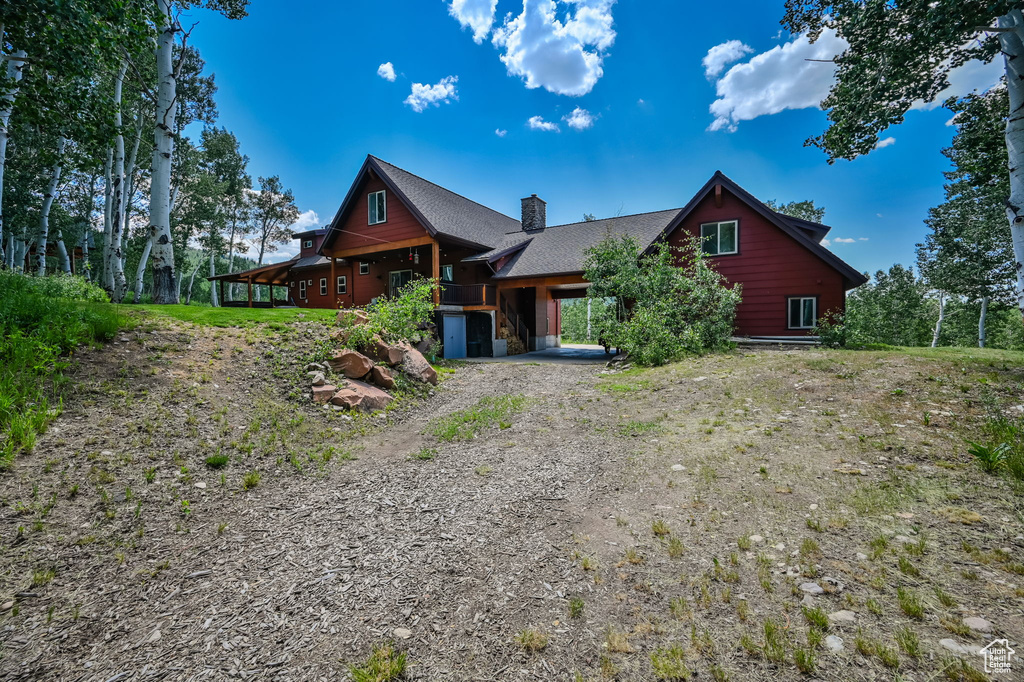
[210,155,867,358]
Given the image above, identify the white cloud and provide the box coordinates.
[563,106,595,130]
[702,39,753,79]
[708,28,848,132]
[858,237,869,241]
[832,237,856,244]
[820,238,831,247]
[874,136,896,149]
[637,98,645,105]
[527,115,560,132]
[708,30,1005,133]
[495,128,508,137]
[491,0,616,97]
[404,76,459,112]
[448,0,498,44]
[377,62,396,82]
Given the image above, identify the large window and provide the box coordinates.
[298,280,306,299]
[389,269,412,296]
[368,190,387,225]
[788,296,817,329]
[700,220,738,256]
[319,278,327,296]
[440,264,454,282]
[337,275,347,294]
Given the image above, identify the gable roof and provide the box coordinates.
[486,209,683,280]
[321,155,521,252]
[650,171,868,289]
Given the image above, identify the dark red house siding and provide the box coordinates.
[330,175,427,253]
[668,188,846,337]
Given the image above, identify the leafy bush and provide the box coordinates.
[812,310,847,348]
[0,272,123,465]
[343,278,437,349]
[582,235,740,366]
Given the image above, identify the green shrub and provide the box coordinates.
[343,278,437,349]
[812,310,847,348]
[0,273,122,466]
[582,235,740,366]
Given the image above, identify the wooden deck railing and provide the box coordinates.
[439,283,496,307]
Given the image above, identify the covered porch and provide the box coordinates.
[207,259,295,308]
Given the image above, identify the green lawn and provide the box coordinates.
[130,304,337,328]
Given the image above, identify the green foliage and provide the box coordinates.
[844,265,933,346]
[0,273,123,465]
[133,303,335,327]
[764,198,825,223]
[561,297,616,344]
[811,309,847,348]
[582,235,741,366]
[348,644,407,682]
[345,278,438,349]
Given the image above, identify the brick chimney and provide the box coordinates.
[521,194,546,232]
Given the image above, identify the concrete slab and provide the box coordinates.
[464,343,615,365]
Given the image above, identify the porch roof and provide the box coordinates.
[207,257,297,285]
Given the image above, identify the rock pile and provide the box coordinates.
[306,310,438,413]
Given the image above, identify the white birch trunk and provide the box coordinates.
[209,249,218,307]
[132,236,153,302]
[104,60,129,301]
[101,148,114,290]
[0,46,27,266]
[184,257,202,305]
[978,296,989,348]
[80,231,91,281]
[931,292,945,348]
[35,136,67,276]
[148,0,179,303]
[998,10,1024,317]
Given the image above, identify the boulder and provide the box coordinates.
[326,349,374,379]
[367,337,404,367]
[309,372,326,386]
[311,384,338,404]
[398,341,438,385]
[369,365,396,390]
[337,309,370,326]
[330,380,393,412]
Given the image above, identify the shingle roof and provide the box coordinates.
[291,254,331,269]
[489,209,682,279]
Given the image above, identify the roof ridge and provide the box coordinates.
[369,155,521,226]
[544,207,683,230]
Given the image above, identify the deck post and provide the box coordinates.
[330,252,337,308]
[432,240,440,306]
[247,278,253,308]
[219,279,224,307]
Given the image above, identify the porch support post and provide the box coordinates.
[431,240,440,306]
[330,252,337,308]
[219,279,224,307]
[247,278,253,308]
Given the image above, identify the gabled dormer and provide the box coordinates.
[296,229,327,257]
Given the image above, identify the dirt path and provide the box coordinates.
[2,323,1023,681]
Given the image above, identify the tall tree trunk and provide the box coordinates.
[35,136,67,276]
[209,249,218,307]
[80,230,91,281]
[101,148,114,290]
[105,60,128,301]
[998,9,1024,317]
[0,39,26,268]
[148,0,179,303]
[931,292,945,348]
[184,257,202,305]
[54,234,70,273]
[132,236,153,302]
[978,296,989,348]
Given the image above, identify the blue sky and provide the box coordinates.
[183,0,1003,270]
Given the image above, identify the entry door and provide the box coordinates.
[389,269,413,297]
[443,315,466,359]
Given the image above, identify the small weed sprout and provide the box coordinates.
[514,628,549,652]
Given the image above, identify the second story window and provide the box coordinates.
[303,239,313,249]
[368,190,387,225]
[700,220,738,256]
[440,264,454,282]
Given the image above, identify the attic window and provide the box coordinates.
[303,239,313,249]
[368,190,387,225]
[700,220,738,256]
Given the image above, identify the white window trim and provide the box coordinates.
[389,269,413,295]
[368,190,387,225]
[359,262,369,275]
[788,296,818,329]
[319,278,327,296]
[299,281,307,299]
[700,220,739,256]
[303,239,313,249]
[337,275,347,294]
